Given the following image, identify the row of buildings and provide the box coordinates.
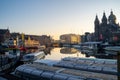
[0,28,81,47]
[0,29,52,48]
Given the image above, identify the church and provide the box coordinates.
[94,11,120,43]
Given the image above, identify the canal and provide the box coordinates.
[43,47,117,60]
[43,47,94,61]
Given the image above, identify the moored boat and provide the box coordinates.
[0,49,21,73]
[13,62,117,80]
[104,46,120,52]
[80,42,102,54]
[33,59,59,66]
[21,51,45,63]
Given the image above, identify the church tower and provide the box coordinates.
[94,15,100,26]
[101,12,107,24]
[94,15,100,41]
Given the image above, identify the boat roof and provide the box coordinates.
[15,63,117,80]
[24,51,44,56]
[34,59,59,66]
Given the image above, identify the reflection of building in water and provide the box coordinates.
[60,48,78,54]
[60,34,81,44]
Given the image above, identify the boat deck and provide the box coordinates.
[54,57,117,75]
[15,63,117,80]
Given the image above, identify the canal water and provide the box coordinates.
[43,47,95,61]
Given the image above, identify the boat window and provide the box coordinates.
[15,70,23,77]
[25,55,34,59]
[15,68,43,80]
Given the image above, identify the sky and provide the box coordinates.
[0,0,120,40]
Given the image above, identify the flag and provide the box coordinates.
[99,34,103,40]
[21,33,24,41]
[113,36,118,41]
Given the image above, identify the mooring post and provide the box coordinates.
[117,51,120,80]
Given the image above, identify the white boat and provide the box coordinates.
[81,42,102,50]
[5,49,20,59]
[72,44,81,49]
[21,51,45,62]
[33,59,59,66]
[80,42,102,54]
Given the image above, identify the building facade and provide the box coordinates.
[60,34,80,44]
[25,36,40,47]
[0,29,10,44]
[94,11,120,43]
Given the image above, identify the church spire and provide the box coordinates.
[94,15,99,25]
[102,12,107,24]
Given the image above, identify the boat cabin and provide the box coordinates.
[21,51,45,62]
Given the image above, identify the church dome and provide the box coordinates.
[108,11,116,24]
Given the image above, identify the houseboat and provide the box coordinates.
[0,48,20,73]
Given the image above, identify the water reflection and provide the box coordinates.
[2,46,115,64]
[60,47,78,54]
[80,49,117,59]
[24,47,117,60]
[43,47,94,60]
[44,47,53,55]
